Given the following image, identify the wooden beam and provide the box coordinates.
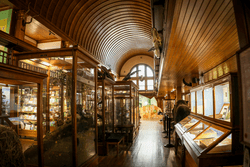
[9,0,75,45]
[232,0,250,48]
[0,30,39,52]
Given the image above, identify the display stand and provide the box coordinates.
[97,76,115,155]
[174,73,243,167]
[114,81,139,142]
[14,47,99,167]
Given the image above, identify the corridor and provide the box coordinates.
[89,120,181,167]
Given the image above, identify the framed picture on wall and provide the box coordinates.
[238,46,250,146]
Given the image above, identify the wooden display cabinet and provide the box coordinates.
[174,73,243,167]
[14,47,99,167]
[97,76,115,155]
[114,81,139,142]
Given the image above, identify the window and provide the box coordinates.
[130,64,154,91]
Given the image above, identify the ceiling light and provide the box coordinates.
[171,88,175,92]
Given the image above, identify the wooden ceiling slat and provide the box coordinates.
[65,0,88,35]
[55,0,72,28]
[168,0,211,73]
[175,9,235,73]
[176,0,231,67]
[170,0,208,71]
[80,3,150,48]
[166,0,222,72]
[85,10,151,51]
[185,17,236,71]
[46,0,58,21]
[51,0,67,23]
[179,20,237,73]
[91,21,151,56]
[96,32,151,60]
[103,37,152,63]
[73,0,103,42]
[40,0,49,17]
[93,26,151,57]
[60,0,81,32]
[69,0,99,38]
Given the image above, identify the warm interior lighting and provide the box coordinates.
[41,61,51,66]
[171,88,175,92]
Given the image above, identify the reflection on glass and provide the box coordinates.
[138,65,145,77]
[147,80,154,90]
[215,83,230,122]
[197,90,203,115]
[186,122,209,139]
[4,83,39,166]
[208,134,232,154]
[191,92,196,113]
[195,127,226,150]
[139,80,145,90]
[179,116,192,126]
[146,66,153,77]
[77,58,96,166]
[183,118,198,131]
[204,88,213,117]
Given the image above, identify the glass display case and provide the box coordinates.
[114,81,139,141]
[13,47,99,167]
[174,73,242,167]
[97,76,115,155]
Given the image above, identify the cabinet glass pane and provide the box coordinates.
[183,118,198,131]
[208,134,232,154]
[179,116,192,125]
[186,122,209,139]
[191,92,196,113]
[3,83,40,166]
[204,88,213,117]
[197,90,203,115]
[195,127,226,150]
[214,82,230,122]
[77,58,96,166]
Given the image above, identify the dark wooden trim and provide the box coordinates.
[72,50,77,167]
[0,30,39,52]
[80,154,98,167]
[37,81,44,167]
[95,67,98,154]
[232,0,250,48]
[0,64,47,83]
[46,70,50,132]
[236,51,244,143]
[14,47,76,60]
[112,83,114,133]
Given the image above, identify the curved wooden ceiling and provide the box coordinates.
[10,0,153,73]
[158,0,240,96]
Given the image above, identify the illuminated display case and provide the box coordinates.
[18,85,38,137]
[174,73,243,167]
[97,76,115,155]
[13,47,98,167]
[114,81,139,141]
